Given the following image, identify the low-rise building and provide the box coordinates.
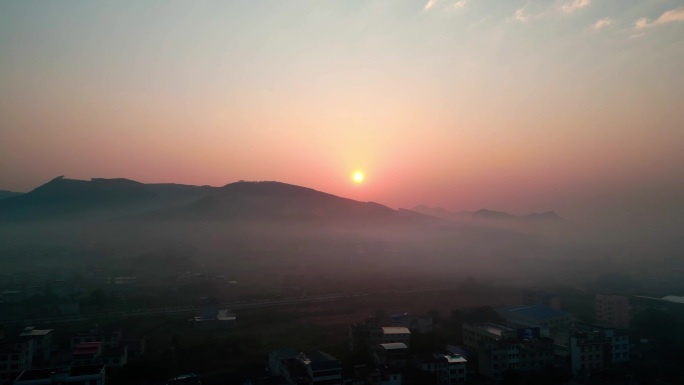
[282,351,342,385]
[19,327,53,365]
[70,328,122,350]
[496,304,572,341]
[372,343,408,367]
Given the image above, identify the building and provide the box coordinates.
[371,343,408,367]
[269,348,298,376]
[569,332,606,377]
[522,289,562,309]
[568,324,630,377]
[70,328,122,350]
[496,304,572,340]
[194,298,236,329]
[282,351,342,385]
[72,342,103,366]
[631,294,684,315]
[462,323,554,381]
[0,337,33,385]
[14,364,105,385]
[390,312,433,333]
[349,318,381,353]
[417,353,467,385]
[463,323,517,352]
[476,337,555,380]
[19,327,54,365]
[379,327,410,347]
[595,294,630,329]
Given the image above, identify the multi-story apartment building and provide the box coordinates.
[463,323,554,381]
[595,294,630,329]
[0,337,33,385]
[417,353,467,385]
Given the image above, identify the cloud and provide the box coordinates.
[560,0,590,13]
[593,17,614,30]
[514,4,530,22]
[453,0,467,9]
[635,7,684,29]
[423,0,437,11]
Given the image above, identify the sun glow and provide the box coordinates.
[353,171,364,183]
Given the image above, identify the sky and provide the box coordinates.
[1,0,683,222]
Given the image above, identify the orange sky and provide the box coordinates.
[1,1,683,222]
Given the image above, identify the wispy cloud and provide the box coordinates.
[560,0,590,13]
[514,4,530,22]
[593,17,614,30]
[635,7,684,29]
[453,0,467,10]
[423,0,437,11]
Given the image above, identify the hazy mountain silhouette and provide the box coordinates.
[413,205,565,224]
[412,205,473,220]
[0,190,23,200]
[0,177,430,223]
[0,177,209,221]
[145,181,428,223]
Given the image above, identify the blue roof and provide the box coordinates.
[500,304,570,321]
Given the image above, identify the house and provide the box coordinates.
[282,351,342,385]
[19,327,54,364]
[371,343,408,367]
[72,342,103,366]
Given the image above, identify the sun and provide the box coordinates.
[353,171,364,184]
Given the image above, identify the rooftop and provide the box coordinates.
[20,327,54,337]
[378,342,408,350]
[381,326,411,335]
[466,322,514,337]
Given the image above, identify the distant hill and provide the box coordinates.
[0,177,430,224]
[0,176,209,221]
[413,205,565,224]
[412,205,473,220]
[0,190,23,200]
[145,181,428,223]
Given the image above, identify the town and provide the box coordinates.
[2,266,683,385]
